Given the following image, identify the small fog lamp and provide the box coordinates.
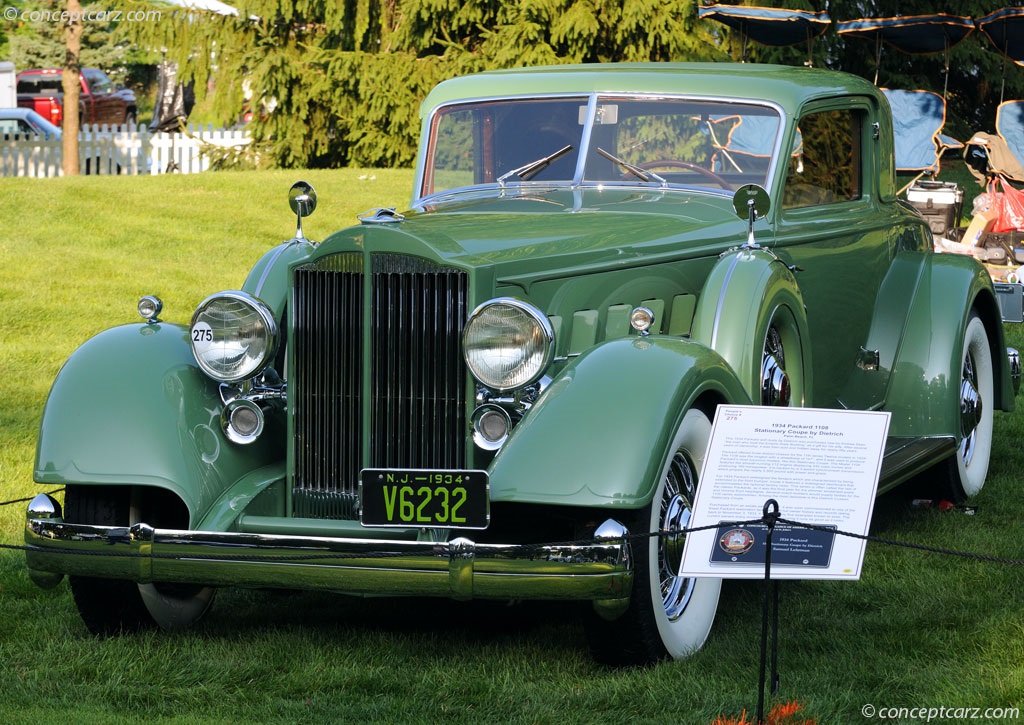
[629,306,655,335]
[472,404,512,451]
[138,295,163,324]
[222,399,265,445]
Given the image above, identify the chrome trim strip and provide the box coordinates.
[25,497,632,603]
[710,249,746,350]
[1007,347,1020,396]
[253,241,293,298]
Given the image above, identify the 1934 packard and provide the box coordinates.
[25,63,1019,665]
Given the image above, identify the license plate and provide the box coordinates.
[359,469,489,529]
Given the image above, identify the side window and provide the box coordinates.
[783,108,863,209]
[85,70,113,95]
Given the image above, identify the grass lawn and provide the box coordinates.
[1,165,1023,724]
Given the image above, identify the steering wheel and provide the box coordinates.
[636,160,734,191]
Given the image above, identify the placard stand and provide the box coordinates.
[677,405,891,724]
[756,499,781,725]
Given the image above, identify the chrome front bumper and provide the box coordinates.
[25,494,633,616]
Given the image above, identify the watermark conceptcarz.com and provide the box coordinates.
[861,703,1021,722]
[3,6,162,23]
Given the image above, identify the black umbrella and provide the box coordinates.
[977,7,1024,102]
[152,60,195,134]
[836,14,974,98]
[978,6,1024,63]
[698,4,831,67]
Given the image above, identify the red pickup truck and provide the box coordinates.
[16,68,137,128]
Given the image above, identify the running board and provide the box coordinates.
[878,436,957,493]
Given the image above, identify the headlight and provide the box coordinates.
[463,298,554,391]
[190,291,278,383]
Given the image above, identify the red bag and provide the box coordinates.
[989,176,1024,233]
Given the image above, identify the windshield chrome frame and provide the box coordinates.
[413,92,786,205]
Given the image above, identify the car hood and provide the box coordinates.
[317,187,753,283]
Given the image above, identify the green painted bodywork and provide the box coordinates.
[34,323,284,526]
[488,337,750,508]
[690,247,811,405]
[241,237,317,316]
[34,63,1012,539]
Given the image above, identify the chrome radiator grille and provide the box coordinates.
[291,252,469,519]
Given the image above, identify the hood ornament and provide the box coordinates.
[358,207,406,224]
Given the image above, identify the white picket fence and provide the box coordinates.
[0,123,252,177]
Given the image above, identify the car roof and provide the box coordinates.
[0,107,34,119]
[0,107,62,134]
[421,62,883,118]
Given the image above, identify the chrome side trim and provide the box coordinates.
[710,249,746,350]
[878,435,957,493]
[25,495,632,605]
[1007,347,1020,396]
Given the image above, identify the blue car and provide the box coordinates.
[0,107,62,139]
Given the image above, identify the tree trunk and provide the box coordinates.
[62,0,82,176]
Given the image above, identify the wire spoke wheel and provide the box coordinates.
[660,452,697,621]
[584,408,721,665]
[942,312,994,501]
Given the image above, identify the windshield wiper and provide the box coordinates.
[596,147,667,186]
[498,145,574,186]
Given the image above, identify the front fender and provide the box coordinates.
[690,247,812,405]
[33,323,283,524]
[488,337,751,508]
[885,253,1013,436]
[242,238,316,317]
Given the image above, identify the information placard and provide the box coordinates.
[679,405,890,580]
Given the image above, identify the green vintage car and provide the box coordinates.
[25,63,1020,665]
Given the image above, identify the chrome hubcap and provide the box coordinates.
[960,352,982,464]
[761,325,791,406]
[661,452,697,621]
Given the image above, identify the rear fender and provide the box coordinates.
[884,253,1012,436]
[488,337,750,508]
[34,323,284,525]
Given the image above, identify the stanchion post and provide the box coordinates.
[756,499,781,725]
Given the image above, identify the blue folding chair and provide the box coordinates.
[706,114,800,176]
[882,89,962,191]
[996,100,1024,181]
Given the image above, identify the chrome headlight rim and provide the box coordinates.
[190,290,279,384]
[462,297,555,393]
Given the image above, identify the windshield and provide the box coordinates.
[419,95,783,198]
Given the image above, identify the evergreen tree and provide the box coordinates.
[100,0,1024,168]
[114,0,721,168]
[5,0,152,83]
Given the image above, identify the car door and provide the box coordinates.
[771,97,901,409]
[82,69,119,126]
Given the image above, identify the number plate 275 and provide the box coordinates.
[359,469,489,529]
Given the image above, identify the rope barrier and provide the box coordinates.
[3,495,1023,566]
[12,490,1012,725]
[0,487,64,508]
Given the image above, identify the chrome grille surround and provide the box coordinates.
[291,252,469,519]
